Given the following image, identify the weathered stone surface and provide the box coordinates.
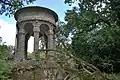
[13,6,59,80]
[14,6,58,61]
[11,60,62,80]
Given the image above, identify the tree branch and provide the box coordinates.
[87,18,111,27]
[0,0,12,6]
[80,18,112,32]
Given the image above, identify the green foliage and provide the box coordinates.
[64,0,120,73]
[0,39,12,80]
[56,21,70,45]
[104,73,120,80]
[35,52,40,66]
[0,0,36,16]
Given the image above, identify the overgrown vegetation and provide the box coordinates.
[61,0,120,79]
[1,0,120,79]
[0,0,36,79]
[0,38,11,80]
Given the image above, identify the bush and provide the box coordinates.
[104,73,120,80]
[0,44,11,80]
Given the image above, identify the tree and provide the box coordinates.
[0,0,36,16]
[64,0,120,73]
[56,21,70,49]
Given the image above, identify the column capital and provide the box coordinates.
[33,27,40,32]
[48,29,54,35]
[18,28,25,34]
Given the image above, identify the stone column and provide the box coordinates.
[25,37,28,59]
[14,27,25,61]
[33,26,40,52]
[47,26,56,60]
[48,28,54,50]
[47,27,57,80]
[14,34,18,59]
[53,33,56,50]
[24,34,30,59]
[15,28,19,53]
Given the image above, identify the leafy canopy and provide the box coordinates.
[64,0,120,73]
[0,0,36,16]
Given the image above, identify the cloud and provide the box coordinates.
[0,19,34,52]
[0,19,16,45]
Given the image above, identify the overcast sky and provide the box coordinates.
[0,0,71,52]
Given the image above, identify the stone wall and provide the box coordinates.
[11,60,64,80]
[11,57,106,80]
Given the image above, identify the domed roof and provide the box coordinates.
[14,6,58,22]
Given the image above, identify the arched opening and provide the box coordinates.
[39,24,49,49]
[24,23,33,33]
[40,24,49,32]
[24,23,33,59]
[27,36,35,59]
[27,36,34,53]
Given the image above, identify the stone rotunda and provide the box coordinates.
[14,6,58,61]
[12,6,104,80]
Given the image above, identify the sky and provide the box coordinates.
[0,0,71,52]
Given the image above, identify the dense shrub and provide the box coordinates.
[0,44,11,80]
